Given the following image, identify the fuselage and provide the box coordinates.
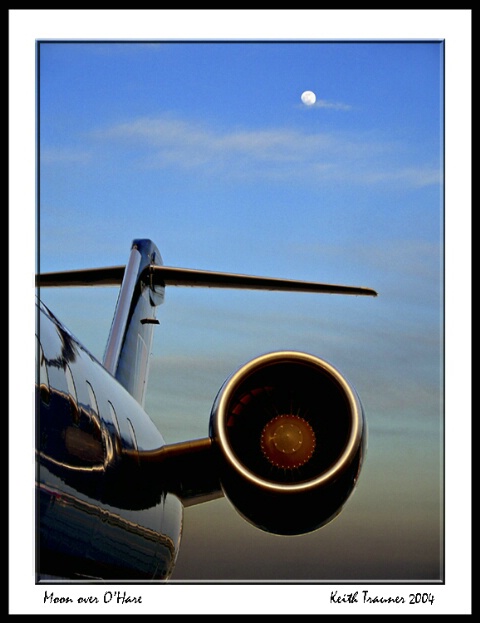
[36,298,183,580]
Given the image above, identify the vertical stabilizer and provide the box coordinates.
[104,239,165,406]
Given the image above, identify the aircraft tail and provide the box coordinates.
[36,238,377,406]
[103,239,165,406]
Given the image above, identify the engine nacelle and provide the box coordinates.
[209,351,366,535]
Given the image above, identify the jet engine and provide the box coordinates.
[209,351,366,535]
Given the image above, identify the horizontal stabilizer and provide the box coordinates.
[37,265,377,297]
[152,266,378,297]
[36,266,125,287]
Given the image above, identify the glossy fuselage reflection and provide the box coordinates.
[36,299,182,581]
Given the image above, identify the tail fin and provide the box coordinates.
[36,238,377,406]
[103,239,165,406]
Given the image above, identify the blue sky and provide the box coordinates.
[10,10,471,616]
[37,40,444,443]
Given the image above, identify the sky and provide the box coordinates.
[9,9,471,616]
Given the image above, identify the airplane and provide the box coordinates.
[35,238,377,581]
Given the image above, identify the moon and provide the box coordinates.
[301,90,316,106]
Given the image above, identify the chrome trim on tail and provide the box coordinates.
[103,246,142,375]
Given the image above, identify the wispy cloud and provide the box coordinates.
[308,99,352,111]
[90,115,441,188]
